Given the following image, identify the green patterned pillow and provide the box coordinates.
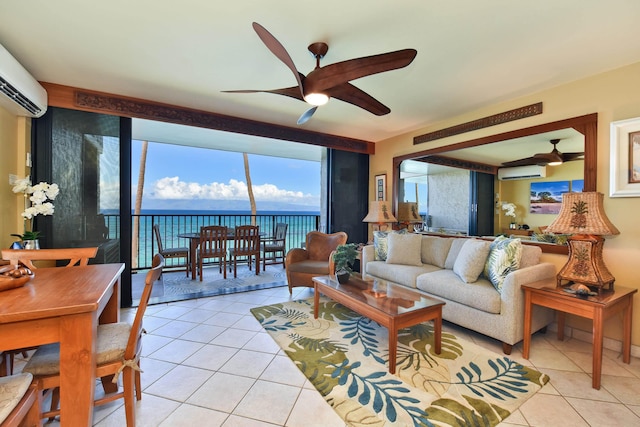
[484,236,523,292]
[373,229,407,261]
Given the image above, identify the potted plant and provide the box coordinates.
[332,243,358,284]
[10,177,59,249]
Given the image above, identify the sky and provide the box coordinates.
[130,140,321,211]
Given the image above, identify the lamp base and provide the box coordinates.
[556,234,615,294]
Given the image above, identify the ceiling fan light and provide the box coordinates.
[548,160,563,166]
[304,92,329,106]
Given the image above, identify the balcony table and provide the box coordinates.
[0,263,124,426]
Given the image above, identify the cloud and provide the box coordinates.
[148,176,319,205]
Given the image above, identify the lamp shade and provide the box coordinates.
[362,201,397,223]
[546,192,619,236]
[397,202,422,223]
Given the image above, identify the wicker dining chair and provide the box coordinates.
[0,373,41,427]
[22,254,165,426]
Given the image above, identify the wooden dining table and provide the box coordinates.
[0,263,124,426]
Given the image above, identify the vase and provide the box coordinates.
[23,239,40,250]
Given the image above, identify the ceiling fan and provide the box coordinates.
[501,139,584,167]
[223,22,417,125]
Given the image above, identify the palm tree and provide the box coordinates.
[243,153,257,225]
[132,141,148,268]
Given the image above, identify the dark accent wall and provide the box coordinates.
[327,149,369,244]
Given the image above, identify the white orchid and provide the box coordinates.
[10,177,60,240]
[501,202,517,218]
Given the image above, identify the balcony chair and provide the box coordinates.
[285,231,347,294]
[198,226,228,280]
[261,223,288,271]
[22,254,165,426]
[0,247,98,377]
[153,224,189,276]
[0,372,41,427]
[228,225,260,278]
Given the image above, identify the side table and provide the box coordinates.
[522,278,636,389]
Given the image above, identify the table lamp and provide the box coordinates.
[363,201,397,231]
[397,202,422,231]
[545,192,619,293]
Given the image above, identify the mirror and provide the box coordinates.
[392,114,597,252]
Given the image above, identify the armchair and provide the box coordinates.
[285,231,347,294]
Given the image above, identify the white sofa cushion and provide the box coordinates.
[416,270,502,314]
[366,260,439,289]
[373,229,408,261]
[386,232,422,266]
[453,239,491,283]
[444,238,468,269]
[519,244,542,268]
[420,236,453,268]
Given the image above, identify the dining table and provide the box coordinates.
[0,263,125,426]
[178,230,265,279]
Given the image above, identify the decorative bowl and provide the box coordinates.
[0,265,34,292]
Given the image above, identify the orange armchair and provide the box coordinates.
[285,231,347,294]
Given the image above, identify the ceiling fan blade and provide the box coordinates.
[297,106,318,125]
[327,82,390,116]
[562,152,585,162]
[305,49,417,93]
[252,22,304,97]
[222,86,304,101]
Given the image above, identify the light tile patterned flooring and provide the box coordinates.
[14,285,640,426]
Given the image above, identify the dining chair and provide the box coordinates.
[0,372,41,427]
[21,254,165,426]
[153,224,189,276]
[0,247,99,377]
[1,247,98,270]
[198,226,228,281]
[228,225,260,278]
[261,223,288,271]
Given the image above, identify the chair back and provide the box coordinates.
[152,224,165,253]
[125,254,164,361]
[305,231,348,261]
[273,223,288,243]
[1,247,98,270]
[233,225,260,255]
[199,226,228,257]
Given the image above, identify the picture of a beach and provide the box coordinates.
[530,181,569,214]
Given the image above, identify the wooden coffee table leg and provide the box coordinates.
[434,311,442,354]
[388,322,398,374]
[313,283,319,319]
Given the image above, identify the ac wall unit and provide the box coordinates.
[0,43,47,118]
[497,165,547,181]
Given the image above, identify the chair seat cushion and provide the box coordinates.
[286,260,330,275]
[0,372,33,423]
[23,322,132,376]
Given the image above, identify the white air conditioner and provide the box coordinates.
[0,43,47,118]
[497,165,547,181]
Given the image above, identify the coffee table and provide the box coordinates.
[312,275,445,374]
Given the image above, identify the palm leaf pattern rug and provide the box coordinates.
[251,297,549,427]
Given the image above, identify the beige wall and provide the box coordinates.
[0,106,31,248]
[371,61,640,346]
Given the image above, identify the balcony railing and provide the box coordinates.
[108,213,322,271]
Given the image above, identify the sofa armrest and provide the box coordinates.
[285,248,310,265]
[361,245,375,278]
[500,262,556,302]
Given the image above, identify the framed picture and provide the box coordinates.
[610,117,640,197]
[375,174,386,201]
[571,179,584,192]
[530,181,569,214]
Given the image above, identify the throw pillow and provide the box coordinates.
[386,232,422,266]
[421,236,453,268]
[453,239,491,283]
[444,238,468,269]
[373,229,407,261]
[484,236,523,292]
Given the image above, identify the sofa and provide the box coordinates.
[361,232,556,354]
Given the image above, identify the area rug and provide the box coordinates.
[250,298,549,427]
[138,264,287,305]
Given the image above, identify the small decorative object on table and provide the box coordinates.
[0,264,34,292]
[10,177,59,249]
[563,283,598,298]
[332,243,359,284]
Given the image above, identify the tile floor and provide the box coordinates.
[13,285,640,426]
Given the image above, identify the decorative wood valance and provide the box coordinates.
[414,102,543,144]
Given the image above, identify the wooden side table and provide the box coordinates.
[522,279,636,389]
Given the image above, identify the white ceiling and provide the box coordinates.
[2,1,640,154]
